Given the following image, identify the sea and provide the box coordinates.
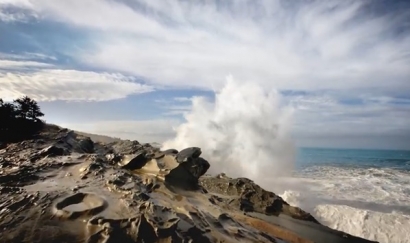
[277,148,410,243]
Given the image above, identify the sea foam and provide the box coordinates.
[279,166,410,243]
[163,76,295,179]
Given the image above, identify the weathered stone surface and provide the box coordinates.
[38,145,66,157]
[200,176,318,223]
[119,152,149,170]
[176,147,202,163]
[165,156,210,188]
[78,138,94,153]
[0,125,378,243]
[162,149,178,155]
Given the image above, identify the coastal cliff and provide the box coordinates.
[0,124,377,243]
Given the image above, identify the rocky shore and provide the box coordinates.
[0,125,377,243]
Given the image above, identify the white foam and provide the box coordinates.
[315,204,410,243]
[163,76,295,179]
[278,166,410,243]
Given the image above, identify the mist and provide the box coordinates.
[163,76,295,182]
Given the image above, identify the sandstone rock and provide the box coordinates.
[165,156,210,188]
[176,147,201,163]
[0,125,378,243]
[200,176,319,223]
[119,152,149,170]
[162,149,178,155]
[105,153,122,164]
[38,145,66,157]
[78,137,94,153]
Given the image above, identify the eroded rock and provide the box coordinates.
[176,147,201,163]
[78,138,94,153]
[38,145,66,157]
[118,152,149,170]
[0,125,377,243]
[200,176,318,223]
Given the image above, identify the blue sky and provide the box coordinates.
[0,0,409,150]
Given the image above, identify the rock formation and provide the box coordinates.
[0,124,377,243]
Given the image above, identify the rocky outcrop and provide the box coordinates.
[200,176,318,223]
[176,147,202,163]
[0,125,378,243]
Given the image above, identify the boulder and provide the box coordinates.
[162,149,178,155]
[200,176,319,223]
[119,152,149,170]
[165,156,210,188]
[105,153,122,164]
[175,147,201,163]
[39,145,66,157]
[78,138,94,153]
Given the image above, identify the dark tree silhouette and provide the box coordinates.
[0,96,45,143]
[14,96,44,121]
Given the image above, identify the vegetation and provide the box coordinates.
[0,96,45,143]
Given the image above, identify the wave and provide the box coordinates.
[163,76,295,179]
[276,166,410,243]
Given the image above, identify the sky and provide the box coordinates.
[0,0,409,150]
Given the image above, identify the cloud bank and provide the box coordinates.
[0,68,153,101]
[2,0,408,92]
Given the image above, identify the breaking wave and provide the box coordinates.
[163,77,410,243]
[163,76,295,179]
[279,166,410,243]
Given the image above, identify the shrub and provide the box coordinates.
[0,96,45,142]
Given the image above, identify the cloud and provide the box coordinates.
[1,0,409,149]
[289,92,410,149]
[4,0,408,92]
[60,119,180,143]
[0,68,154,101]
[0,52,57,61]
[0,60,53,69]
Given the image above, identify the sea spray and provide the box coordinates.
[163,76,295,181]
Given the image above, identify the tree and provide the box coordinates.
[0,101,17,134]
[14,96,44,121]
[1,96,45,142]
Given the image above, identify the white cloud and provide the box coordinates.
[0,52,57,61]
[1,0,409,149]
[0,68,153,101]
[4,0,408,92]
[0,59,53,69]
[289,93,410,149]
[173,97,191,102]
[59,119,181,143]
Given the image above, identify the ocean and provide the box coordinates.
[278,148,410,243]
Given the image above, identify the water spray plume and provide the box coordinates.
[163,76,295,183]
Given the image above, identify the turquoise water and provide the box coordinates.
[296,147,410,171]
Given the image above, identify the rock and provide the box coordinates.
[183,157,210,178]
[78,137,94,153]
[176,147,201,163]
[38,145,66,157]
[119,152,149,170]
[162,149,178,155]
[200,176,319,223]
[105,153,122,164]
[0,125,378,243]
[165,157,210,188]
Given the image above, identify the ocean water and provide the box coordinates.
[278,148,410,243]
